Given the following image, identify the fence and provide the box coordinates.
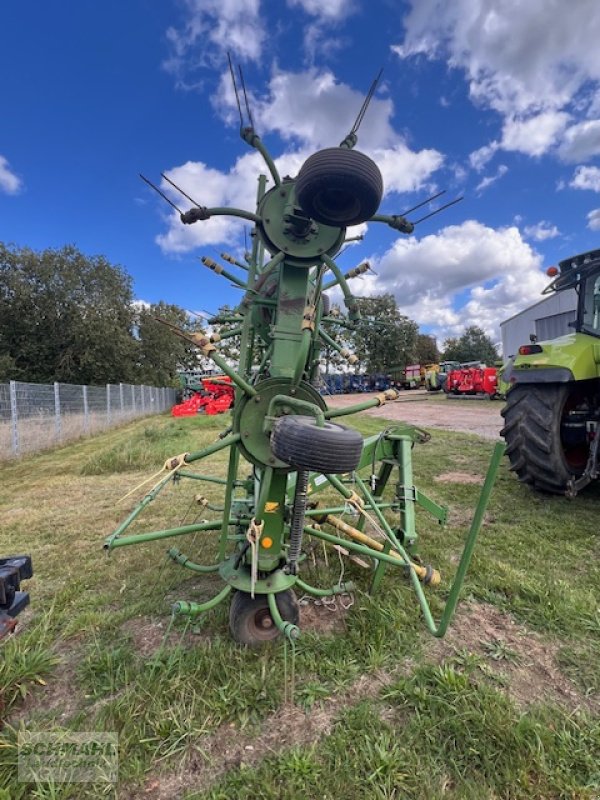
[0,381,177,459]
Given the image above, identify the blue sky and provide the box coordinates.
[2,0,600,349]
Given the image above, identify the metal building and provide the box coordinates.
[500,289,577,357]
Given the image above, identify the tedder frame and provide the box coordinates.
[105,74,505,647]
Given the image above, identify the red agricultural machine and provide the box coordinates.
[444,362,500,399]
[172,376,234,417]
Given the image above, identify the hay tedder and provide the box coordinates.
[105,70,504,646]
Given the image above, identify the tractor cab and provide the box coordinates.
[546,248,600,339]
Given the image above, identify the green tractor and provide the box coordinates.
[501,248,600,496]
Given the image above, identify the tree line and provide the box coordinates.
[0,243,201,386]
[323,293,498,374]
[0,243,499,386]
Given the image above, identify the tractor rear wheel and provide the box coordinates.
[271,415,363,473]
[229,590,299,647]
[500,383,593,494]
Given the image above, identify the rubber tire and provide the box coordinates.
[500,383,586,494]
[295,148,383,227]
[229,590,299,647]
[271,415,363,473]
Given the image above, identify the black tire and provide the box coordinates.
[229,590,299,647]
[271,415,363,473]
[500,383,591,494]
[295,148,383,227]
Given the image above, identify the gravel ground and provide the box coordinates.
[325,390,505,440]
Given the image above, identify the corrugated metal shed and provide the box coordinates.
[500,289,577,357]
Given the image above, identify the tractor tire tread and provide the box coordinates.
[501,384,575,494]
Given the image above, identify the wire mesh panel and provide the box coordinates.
[12,382,57,455]
[87,385,108,435]
[57,383,87,443]
[0,380,177,459]
[0,383,12,456]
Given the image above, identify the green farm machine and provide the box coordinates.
[106,70,504,646]
[502,248,600,497]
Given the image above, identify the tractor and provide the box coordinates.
[501,248,600,497]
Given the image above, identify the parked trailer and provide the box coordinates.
[444,363,500,399]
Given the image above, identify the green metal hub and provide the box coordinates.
[235,376,325,470]
[219,558,297,594]
[257,182,345,267]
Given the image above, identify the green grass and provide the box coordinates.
[201,663,600,800]
[0,410,599,799]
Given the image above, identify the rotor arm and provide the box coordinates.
[241,127,281,187]
[370,213,415,234]
[180,206,261,226]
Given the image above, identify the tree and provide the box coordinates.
[352,294,418,373]
[135,301,205,387]
[442,325,498,365]
[0,243,137,383]
[414,333,440,364]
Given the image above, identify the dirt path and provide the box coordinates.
[326,390,504,440]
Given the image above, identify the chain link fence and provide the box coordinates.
[0,381,177,459]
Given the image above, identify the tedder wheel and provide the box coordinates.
[295,147,383,227]
[229,590,299,647]
[271,415,363,473]
[500,382,593,494]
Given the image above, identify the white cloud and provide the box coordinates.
[570,166,600,192]
[394,0,600,162]
[475,164,507,193]
[286,0,356,60]
[163,0,265,87]
[469,141,499,172]
[351,221,546,344]
[587,208,600,230]
[255,68,398,151]
[0,156,22,195]
[558,119,600,162]
[500,112,570,157]
[394,0,600,116]
[523,221,560,241]
[287,0,350,19]
[371,145,443,195]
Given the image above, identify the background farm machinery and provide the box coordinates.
[106,74,504,646]
[443,362,502,399]
[172,375,234,417]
